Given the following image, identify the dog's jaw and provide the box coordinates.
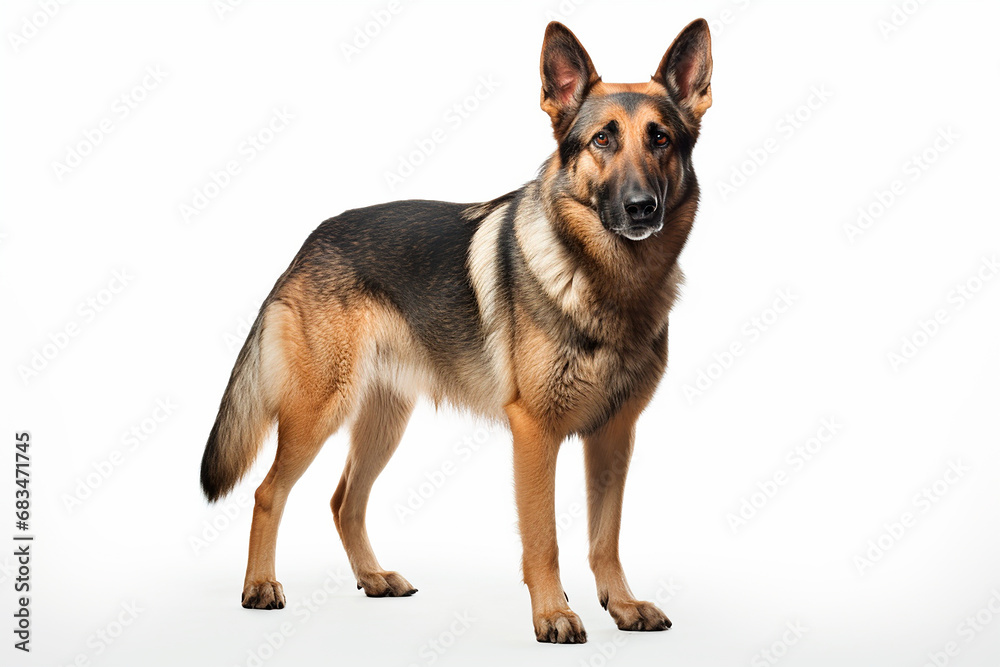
[617,225,662,241]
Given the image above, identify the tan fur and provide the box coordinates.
[332,382,417,596]
[583,396,670,630]
[238,148,686,620]
[506,399,586,642]
[204,18,711,644]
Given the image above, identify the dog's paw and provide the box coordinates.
[356,570,417,598]
[242,580,285,610]
[606,598,671,631]
[534,609,588,644]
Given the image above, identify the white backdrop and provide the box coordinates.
[2,0,999,665]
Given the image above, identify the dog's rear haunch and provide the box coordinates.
[201,19,712,644]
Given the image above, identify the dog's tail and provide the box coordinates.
[200,305,279,502]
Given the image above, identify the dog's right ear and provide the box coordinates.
[540,22,600,139]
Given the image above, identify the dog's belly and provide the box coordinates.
[359,313,514,420]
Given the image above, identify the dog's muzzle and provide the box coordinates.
[613,190,663,241]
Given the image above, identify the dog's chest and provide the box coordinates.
[517,321,668,432]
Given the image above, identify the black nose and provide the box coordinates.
[624,193,658,222]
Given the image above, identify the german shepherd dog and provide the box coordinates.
[201,19,712,644]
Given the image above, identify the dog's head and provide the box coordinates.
[540,19,712,241]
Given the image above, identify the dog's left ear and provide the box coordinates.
[654,19,713,119]
[540,22,600,138]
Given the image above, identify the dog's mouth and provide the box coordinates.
[614,222,663,241]
[599,212,665,242]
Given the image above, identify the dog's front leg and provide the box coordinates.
[506,402,587,644]
[583,404,671,632]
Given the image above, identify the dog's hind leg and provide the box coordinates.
[331,383,416,597]
[241,296,357,610]
[242,397,342,609]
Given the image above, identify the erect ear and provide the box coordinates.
[540,22,600,138]
[654,19,713,119]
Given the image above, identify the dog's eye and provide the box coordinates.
[593,132,610,148]
[654,132,670,147]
